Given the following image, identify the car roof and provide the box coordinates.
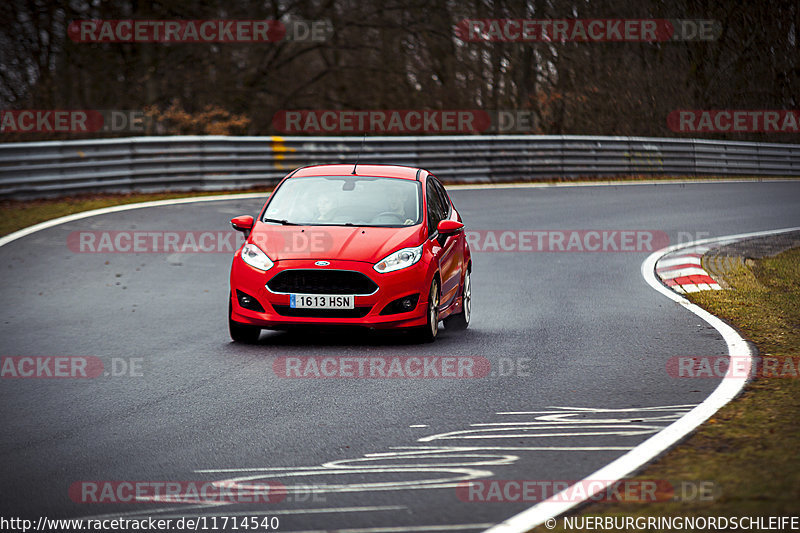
[289,164,426,181]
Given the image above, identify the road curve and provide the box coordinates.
[1,181,799,531]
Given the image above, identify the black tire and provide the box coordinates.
[444,269,471,331]
[228,299,261,343]
[414,278,440,343]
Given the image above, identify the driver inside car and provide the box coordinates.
[387,194,414,225]
[314,195,338,222]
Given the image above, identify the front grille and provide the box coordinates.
[272,305,372,318]
[267,269,378,295]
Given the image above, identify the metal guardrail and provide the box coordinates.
[0,135,798,198]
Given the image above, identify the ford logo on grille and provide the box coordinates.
[315,261,330,266]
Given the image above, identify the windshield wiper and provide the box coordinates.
[262,217,298,226]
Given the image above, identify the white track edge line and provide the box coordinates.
[483,226,800,533]
[0,193,268,249]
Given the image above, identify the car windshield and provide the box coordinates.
[262,175,422,227]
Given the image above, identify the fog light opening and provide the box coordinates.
[236,290,265,312]
[380,293,420,315]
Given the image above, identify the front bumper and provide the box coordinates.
[230,257,430,329]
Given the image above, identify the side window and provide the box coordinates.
[426,180,444,236]
[432,178,451,219]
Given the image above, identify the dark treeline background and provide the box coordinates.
[1,0,798,141]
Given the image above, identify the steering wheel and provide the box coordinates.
[370,211,404,224]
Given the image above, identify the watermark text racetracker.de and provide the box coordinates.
[458,479,718,503]
[0,110,146,134]
[67,230,333,255]
[69,231,244,254]
[668,109,800,133]
[275,356,541,379]
[668,356,800,379]
[467,230,670,252]
[0,356,143,379]
[455,19,720,42]
[68,19,332,43]
[274,356,491,379]
[70,480,287,504]
[273,109,539,134]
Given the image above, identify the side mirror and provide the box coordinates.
[437,219,464,235]
[231,215,254,232]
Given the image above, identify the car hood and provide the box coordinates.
[248,222,426,263]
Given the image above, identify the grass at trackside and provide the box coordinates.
[531,248,800,532]
[0,190,271,238]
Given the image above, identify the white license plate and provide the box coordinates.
[290,294,354,309]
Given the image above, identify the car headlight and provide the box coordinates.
[240,243,274,271]
[374,244,423,273]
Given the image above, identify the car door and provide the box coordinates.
[427,177,461,310]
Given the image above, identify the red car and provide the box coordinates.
[228,164,472,343]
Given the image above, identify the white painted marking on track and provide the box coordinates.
[471,417,682,426]
[420,429,660,440]
[416,406,690,444]
[483,226,800,533]
[496,405,696,415]
[196,465,332,472]
[72,409,671,522]
[278,524,495,533]
[391,446,635,451]
[82,505,409,522]
[410,424,429,428]
[134,506,409,518]
[80,502,231,521]
[212,465,494,494]
[322,453,518,468]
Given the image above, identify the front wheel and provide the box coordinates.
[229,299,261,343]
[444,269,471,331]
[413,278,440,343]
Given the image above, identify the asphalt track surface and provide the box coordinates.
[2,181,800,532]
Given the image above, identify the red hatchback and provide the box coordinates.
[228,164,472,343]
